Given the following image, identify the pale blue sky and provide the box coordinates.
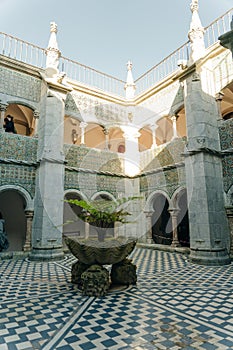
[0,0,232,80]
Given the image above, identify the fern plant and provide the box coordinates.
[65,196,139,242]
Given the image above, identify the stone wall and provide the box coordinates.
[219,119,233,194]
[140,138,186,198]
[64,144,125,199]
[0,66,41,103]
[0,133,37,196]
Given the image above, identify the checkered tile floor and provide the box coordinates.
[0,248,233,349]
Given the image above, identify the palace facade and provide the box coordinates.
[0,2,232,265]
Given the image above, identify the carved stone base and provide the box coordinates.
[190,248,231,266]
[71,261,89,288]
[29,247,64,261]
[111,258,137,285]
[81,265,110,297]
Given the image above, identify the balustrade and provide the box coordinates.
[0,8,232,97]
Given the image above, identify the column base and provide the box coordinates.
[190,248,231,266]
[29,246,64,261]
[171,240,181,247]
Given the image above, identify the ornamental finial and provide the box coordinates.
[190,0,198,13]
[45,21,61,78]
[125,61,136,99]
[188,0,205,63]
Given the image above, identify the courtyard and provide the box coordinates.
[0,248,233,349]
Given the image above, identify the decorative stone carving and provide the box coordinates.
[45,22,61,78]
[188,0,205,63]
[64,236,137,265]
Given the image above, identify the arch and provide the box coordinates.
[108,127,125,153]
[151,192,172,245]
[171,186,190,247]
[145,190,171,212]
[0,186,31,251]
[175,106,187,139]
[64,116,82,145]
[171,186,187,209]
[220,81,233,119]
[138,126,153,152]
[5,103,36,136]
[91,191,117,202]
[64,189,88,202]
[0,185,33,210]
[63,190,87,239]
[155,116,173,145]
[7,100,37,111]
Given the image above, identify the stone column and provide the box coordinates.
[33,110,40,137]
[170,115,178,140]
[0,102,8,132]
[150,124,159,148]
[215,92,224,119]
[23,210,34,252]
[144,211,154,243]
[168,208,181,247]
[30,88,65,261]
[80,122,88,145]
[182,71,231,265]
[122,125,141,177]
[103,127,110,150]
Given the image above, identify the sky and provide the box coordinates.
[0,0,232,80]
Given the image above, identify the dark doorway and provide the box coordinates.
[63,192,84,238]
[0,190,27,251]
[152,194,172,245]
[177,191,190,247]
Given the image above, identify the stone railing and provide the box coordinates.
[135,8,233,94]
[1,8,232,98]
[140,138,186,173]
[0,133,38,163]
[64,144,124,176]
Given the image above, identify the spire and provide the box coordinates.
[188,0,205,64]
[124,61,136,99]
[45,22,61,78]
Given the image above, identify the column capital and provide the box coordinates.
[33,110,40,119]
[80,121,88,129]
[144,210,153,218]
[169,114,177,121]
[150,123,159,131]
[103,126,109,135]
[0,102,8,112]
[168,208,180,215]
[25,210,34,218]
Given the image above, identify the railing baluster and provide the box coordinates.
[0,8,232,97]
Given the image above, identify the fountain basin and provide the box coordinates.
[64,236,137,265]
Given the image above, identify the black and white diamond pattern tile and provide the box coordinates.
[0,248,233,349]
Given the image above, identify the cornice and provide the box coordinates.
[0,55,42,79]
[66,78,128,106]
